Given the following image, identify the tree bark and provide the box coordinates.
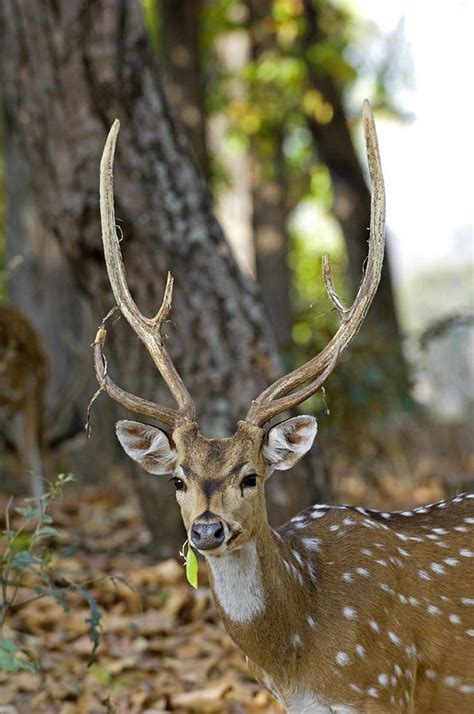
[158,0,209,177]
[0,0,330,556]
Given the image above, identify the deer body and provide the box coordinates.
[0,304,48,498]
[209,492,474,713]
[93,104,474,712]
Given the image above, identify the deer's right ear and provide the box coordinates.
[115,420,177,475]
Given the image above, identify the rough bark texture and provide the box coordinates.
[302,0,410,398]
[158,0,208,177]
[0,0,330,556]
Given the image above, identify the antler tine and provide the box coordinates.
[246,100,385,426]
[93,325,178,426]
[99,120,196,424]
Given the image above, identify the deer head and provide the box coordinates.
[94,100,385,557]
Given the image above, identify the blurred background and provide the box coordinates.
[0,0,472,710]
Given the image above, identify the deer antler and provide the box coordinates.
[245,100,386,426]
[94,120,196,428]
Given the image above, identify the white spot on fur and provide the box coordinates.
[461,598,474,605]
[460,549,473,557]
[356,567,370,578]
[336,652,349,666]
[343,606,358,620]
[302,537,320,552]
[355,644,366,658]
[388,631,401,645]
[291,549,305,567]
[285,692,356,713]
[369,620,380,632]
[207,542,264,623]
[449,614,462,624]
[444,558,459,567]
[445,676,460,687]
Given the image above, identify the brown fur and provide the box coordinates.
[118,418,474,712]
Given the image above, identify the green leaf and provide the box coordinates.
[10,551,35,570]
[33,527,60,540]
[0,638,36,673]
[14,505,42,519]
[185,545,199,590]
[65,580,102,661]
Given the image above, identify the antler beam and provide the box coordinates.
[245,100,385,426]
[96,120,196,427]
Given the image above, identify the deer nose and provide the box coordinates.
[191,521,225,550]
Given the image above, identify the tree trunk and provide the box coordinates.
[246,0,293,355]
[0,0,330,556]
[301,0,410,400]
[158,0,209,177]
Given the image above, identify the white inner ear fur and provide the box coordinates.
[263,415,317,472]
[115,420,177,475]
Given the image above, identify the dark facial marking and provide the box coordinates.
[201,479,221,499]
[180,464,197,480]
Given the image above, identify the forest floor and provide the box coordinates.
[0,424,473,714]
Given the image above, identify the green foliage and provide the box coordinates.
[0,474,104,671]
[141,0,160,51]
[0,636,35,673]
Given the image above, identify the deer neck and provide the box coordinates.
[205,520,311,679]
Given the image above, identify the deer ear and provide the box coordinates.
[115,420,177,475]
[263,416,317,472]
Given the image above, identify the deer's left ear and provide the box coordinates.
[263,416,317,472]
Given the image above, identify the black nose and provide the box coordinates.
[191,521,225,550]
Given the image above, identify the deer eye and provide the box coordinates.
[241,473,257,489]
[172,477,185,491]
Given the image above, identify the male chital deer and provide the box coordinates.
[93,103,474,713]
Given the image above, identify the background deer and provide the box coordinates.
[93,102,474,713]
[0,304,48,499]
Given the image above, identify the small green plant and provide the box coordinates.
[0,473,102,672]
